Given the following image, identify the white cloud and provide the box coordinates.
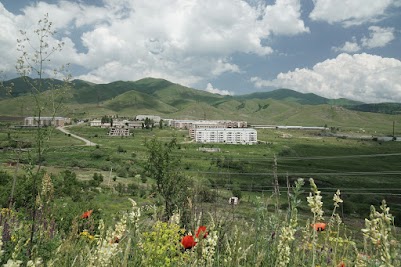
[309,0,396,27]
[251,53,401,103]
[333,40,361,53]
[262,0,310,35]
[0,0,309,86]
[333,26,395,53]
[361,26,395,49]
[205,83,234,95]
[0,3,19,73]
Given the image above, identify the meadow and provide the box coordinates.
[0,123,401,266]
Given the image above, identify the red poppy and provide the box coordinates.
[195,226,208,239]
[338,262,345,267]
[311,222,326,231]
[181,235,197,249]
[81,209,93,219]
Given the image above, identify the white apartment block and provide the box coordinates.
[24,116,70,127]
[194,128,257,145]
[172,119,247,130]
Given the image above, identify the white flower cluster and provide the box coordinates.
[307,178,324,221]
[3,259,23,267]
[361,200,397,266]
[88,219,123,267]
[87,198,141,266]
[276,225,296,267]
[199,220,218,267]
[169,212,180,225]
[128,198,141,234]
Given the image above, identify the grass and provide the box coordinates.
[2,124,401,225]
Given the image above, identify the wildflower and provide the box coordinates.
[307,178,324,221]
[311,222,326,231]
[337,262,345,267]
[181,235,197,249]
[196,226,208,239]
[80,230,95,241]
[81,209,93,219]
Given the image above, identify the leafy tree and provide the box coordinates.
[143,117,154,129]
[145,138,189,220]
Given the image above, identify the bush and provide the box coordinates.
[90,149,105,159]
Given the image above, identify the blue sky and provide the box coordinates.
[0,0,400,103]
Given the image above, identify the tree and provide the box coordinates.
[145,138,188,220]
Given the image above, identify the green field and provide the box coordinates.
[2,124,401,225]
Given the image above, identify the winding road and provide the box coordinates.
[57,126,97,146]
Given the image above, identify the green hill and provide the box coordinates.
[1,77,401,133]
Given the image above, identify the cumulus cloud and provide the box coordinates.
[262,0,310,35]
[205,83,234,95]
[361,26,395,49]
[251,53,401,103]
[309,0,397,27]
[332,26,395,53]
[333,39,361,53]
[0,0,308,86]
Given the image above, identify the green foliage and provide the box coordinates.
[145,138,189,220]
[231,183,242,199]
[91,173,104,187]
[90,148,105,159]
[117,145,126,153]
[140,221,187,266]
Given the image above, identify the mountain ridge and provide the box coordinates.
[1,77,401,128]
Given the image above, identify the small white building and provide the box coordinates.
[229,197,239,205]
[90,119,102,127]
[135,115,161,123]
[194,128,257,145]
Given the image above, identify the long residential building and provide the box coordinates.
[24,116,70,127]
[194,128,257,145]
[172,119,247,130]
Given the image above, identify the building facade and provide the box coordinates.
[24,117,70,127]
[194,128,257,144]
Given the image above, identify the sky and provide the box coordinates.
[0,0,400,103]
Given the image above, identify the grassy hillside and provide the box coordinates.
[1,77,401,134]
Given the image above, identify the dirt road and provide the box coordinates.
[57,126,97,146]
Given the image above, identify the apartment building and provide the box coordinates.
[194,128,257,145]
[24,116,70,127]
